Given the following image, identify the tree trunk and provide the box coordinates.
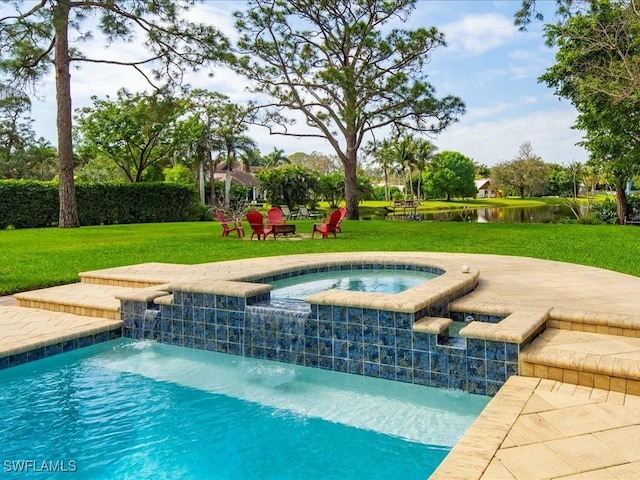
[344,149,359,220]
[614,178,628,225]
[54,0,79,227]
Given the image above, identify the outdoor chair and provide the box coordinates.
[215,209,244,238]
[247,210,274,240]
[312,208,343,239]
[279,205,292,219]
[267,207,286,227]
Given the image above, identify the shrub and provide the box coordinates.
[0,180,199,229]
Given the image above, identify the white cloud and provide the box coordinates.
[442,13,517,54]
[435,106,587,166]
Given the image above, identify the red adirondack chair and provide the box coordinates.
[335,207,347,233]
[247,210,275,240]
[312,208,343,239]
[267,207,285,227]
[215,210,244,237]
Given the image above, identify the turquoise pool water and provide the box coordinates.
[0,340,488,479]
[270,269,438,301]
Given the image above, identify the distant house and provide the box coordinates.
[475,178,497,198]
[212,162,261,200]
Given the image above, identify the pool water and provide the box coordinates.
[270,269,438,301]
[0,340,488,479]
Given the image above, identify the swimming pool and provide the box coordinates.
[0,339,489,479]
[270,268,438,301]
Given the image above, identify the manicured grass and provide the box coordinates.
[1,219,639,295]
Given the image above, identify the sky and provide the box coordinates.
[16,0,588,167]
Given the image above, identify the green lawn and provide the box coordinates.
[1,219,638,295]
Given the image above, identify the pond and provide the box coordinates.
[363,204,575,223]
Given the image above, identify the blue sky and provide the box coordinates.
[22,0,587,167]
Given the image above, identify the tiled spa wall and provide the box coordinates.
[120,266,529,396]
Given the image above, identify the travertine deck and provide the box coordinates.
[2,252,640,479]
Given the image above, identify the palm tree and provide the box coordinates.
[413,138,437,202]
[263,147,290,168]
[397,134,417,200]
[211,133,257,206]
[366,138,396,203]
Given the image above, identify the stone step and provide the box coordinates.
[0,305,122,365]
[520,328,640,395]
[13,283,156,320]
[548,308,640,338]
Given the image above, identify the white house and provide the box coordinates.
[475,178,497,198]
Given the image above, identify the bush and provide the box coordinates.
[591,198,617,224]
[0,180,199,229]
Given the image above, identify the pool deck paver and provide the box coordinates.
[1,252,640,480]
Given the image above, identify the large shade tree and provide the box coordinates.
[516,0,640,223]
[422,150,476,201]
[75,90,188,182]
[232,0,464,219]
[0,1,228,227]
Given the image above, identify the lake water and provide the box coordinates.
[373,205,575,223]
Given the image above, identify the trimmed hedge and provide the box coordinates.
[0,180,199,229]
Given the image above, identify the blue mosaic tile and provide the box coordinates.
[362,325,378,344]
[334,358,348,373]
[467,357,486,378]
[230,311,244,328]
[413,351,430,370]
[333,322,348,340]
[305,337,319,355]
[486,381,503,396]
[378,310,393,327]
[214,295,227,310]
[487,360,507,383]
[486,341,506,361]
[448,355,466,377]
[27,347,46,362]
[413,369,430,386]
[430,352,448,374]
[347,341,363,361]
[8,352,28,367]
[0,356,9,370]
[394,312,412,330]
[45,342,63,356]
[468,378,487,395]
[363,362,380,377]
[305,354,320,367]
[318,356,333,370]
[379,364,396,380]
[506,362,518,378]
[193,307,205,324]
[466,338,486,359]
[396,348,413,368]
[318,321,332,339]
[318,339,332,357]
[317,305,332,322]
[413,333,431,352]
[363,344,380,363]
[227,296,241,311]
[396,330,412,349]
[347,307,363,325]
[379,327,395,347]
[361,309,378,326]
[78,335,94,348]
[215,325,228,343]
[506,343,519,363]
[346,323,363,342]
[431,373,448,389]
[380,346,395,366]
[449,375,466,391]
[347,360,364,375]
[216,310,229,326]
